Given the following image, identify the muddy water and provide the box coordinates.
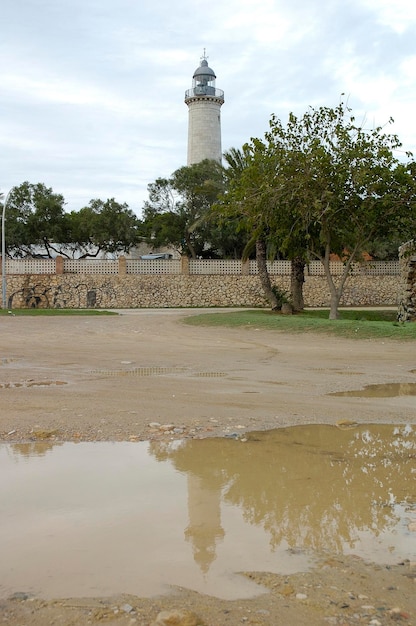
[0,424,415,601]
[330,382,416,397]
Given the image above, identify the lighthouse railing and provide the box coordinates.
[185,87,224,100]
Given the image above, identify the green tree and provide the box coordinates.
[142,160,226,258]
[68,198,140,257]
[1,182,69,257]
[218,105,416,318]
[222,143,281,309]
[220,144,312,311]
[265,103,416,318]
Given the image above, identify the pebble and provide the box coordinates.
[295,593,308,600]
[151,609,206,625]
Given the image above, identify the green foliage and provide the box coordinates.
[0,309,117,316]
[271,285,291,308]
[142,159,248,258]
[2,182,69,256]
[1,183,141,258]
[215,103,416,319]
[69,198,141,256]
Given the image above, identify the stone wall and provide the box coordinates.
[398,240,416,322]
[5,273,401,309]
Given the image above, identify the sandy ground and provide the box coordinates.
[0,308,415,625]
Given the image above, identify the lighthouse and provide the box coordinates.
[185,53,224,166]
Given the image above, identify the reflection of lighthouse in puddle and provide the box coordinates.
[184,474,225,573]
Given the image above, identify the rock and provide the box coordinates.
[295,593,308,600]
[256,609,270,615]
[151,610,206,626]
[279,584,295,596]
[389,607,410,620]
[121,603,134,613]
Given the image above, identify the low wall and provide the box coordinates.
[398,240,416,322]
[5,273,400,309]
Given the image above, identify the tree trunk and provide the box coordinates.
[256,240,279,310]
[290,256,305,311]
[329,292,341,319]
[322,247,341,319]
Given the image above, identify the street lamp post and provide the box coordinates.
[1,189,12,309]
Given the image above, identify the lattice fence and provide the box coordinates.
[189,259,243,275]
[306,260,400,276]
[5,259,56,274]
[4,257,400,276]
[126,259,181,275]
[249,260,292,275]
[63,260,118,274]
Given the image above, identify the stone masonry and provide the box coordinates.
[5,273,401,310]
[398,240,416,322]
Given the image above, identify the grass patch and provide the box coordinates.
[0,308,117,316]
[184,308,416,341]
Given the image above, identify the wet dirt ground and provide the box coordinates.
[1,308,415,625]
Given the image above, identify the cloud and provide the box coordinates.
[1,0,415,214]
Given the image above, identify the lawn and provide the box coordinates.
[0,308,117,316]
[184,308,416,341]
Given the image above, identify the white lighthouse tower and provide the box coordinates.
[185,52,224,166]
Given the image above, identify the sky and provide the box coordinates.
[1,0,416,217]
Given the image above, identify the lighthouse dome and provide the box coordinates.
[193,59,216,80]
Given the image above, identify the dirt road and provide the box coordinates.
[1,309,415,625]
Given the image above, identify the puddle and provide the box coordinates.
[330,382,416,397]
[0,424,415,601]
[0,380,67,389]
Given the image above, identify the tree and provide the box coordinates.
[68,198,140,257]
[265,103,416,318]
[222,143,282,309]
[217,105,416,318]
[142,160,227,258]
[1,182,69,257]
[222,144,313,311]
[1,184,141,259]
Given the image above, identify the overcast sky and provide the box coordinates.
[1,0,415,216]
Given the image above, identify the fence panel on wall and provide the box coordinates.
[306,260,400,276]
[126,259,181,275]
[189,259,242,275]
[249,260,292,275]
[354,261,400,276]
[5,259,56,274]
[63,260,118,274]
[307,261,344,276]
[3,257,400,276]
